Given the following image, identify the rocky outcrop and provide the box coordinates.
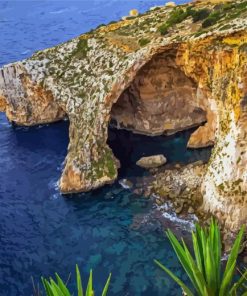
[0,95,6,112]
[0,64,65,125]
[0,0,247,230]
[136,155,167,168]
[187,98,216,148]
[145,161,206,215]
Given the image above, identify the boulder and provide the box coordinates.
[136,155,167,169]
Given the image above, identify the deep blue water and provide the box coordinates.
[0,1,213,296]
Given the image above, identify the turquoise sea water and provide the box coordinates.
[0,1,213,295]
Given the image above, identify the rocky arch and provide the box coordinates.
[0,30,246,231]
[59,45,214,195]
[59,36,247,232]
[0,45,215,194]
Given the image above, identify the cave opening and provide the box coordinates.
[107,49,212,178]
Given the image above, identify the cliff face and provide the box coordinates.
[0,64,65,125]
[0,0,247,230]
[176,33,247,230]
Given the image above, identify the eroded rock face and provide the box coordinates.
[0,63,65,125]
[111,50,207,136]
[176,34,247,231]
[187,97,216,148]
[0,95,6,112]
[0,0,247,230]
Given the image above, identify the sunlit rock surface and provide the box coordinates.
[0,0,247,230]
[136,154,167,168]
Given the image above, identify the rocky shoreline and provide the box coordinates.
[123,160,207,220]
[119,158,247,253]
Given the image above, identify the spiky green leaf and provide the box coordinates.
[154,259,194,296]
[101,273,111,296]
[86,269,94,296]
[76,264,83,296]
[55,273,70,296]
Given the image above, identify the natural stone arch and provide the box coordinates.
[59,44,213,194]
[0,0,246,232]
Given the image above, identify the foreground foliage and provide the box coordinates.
[41,265,111,296]
[155,220,247,296]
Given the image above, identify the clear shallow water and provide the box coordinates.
[0,1,212,295]
[0,114,211,296]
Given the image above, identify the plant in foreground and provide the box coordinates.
[155,220,247,295]
[41,264,111,296]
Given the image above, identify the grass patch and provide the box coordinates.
[73,39,90,59]
[202,10,221,28]
[158,7,190,35]
[158,23,169,35]
[194,29,206,37]
[138,38,150,46]
[202,1,247,28]
[167,7,189,25]
[189,8,211,22]
[239,43,247,52]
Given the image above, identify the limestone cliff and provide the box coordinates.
[0,0,247,230]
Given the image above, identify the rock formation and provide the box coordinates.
[0,0,246,230]
[136,155,167,169]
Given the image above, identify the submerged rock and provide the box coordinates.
[0,0,247,230]
[136,155,167,169]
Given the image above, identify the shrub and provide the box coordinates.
[221,3,234,11]
[155,220,247,296]
[41,265,111,296]
[158,23,169,35]
[138,38,150,47]
[167,8,188,26]
[96,23,105,30]
[202,14,218,28]
[73,39,90,59]
[158,7,189,36]
[191,8,211,22]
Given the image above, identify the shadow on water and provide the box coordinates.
[107,126,212,178]
[0,114,213,296]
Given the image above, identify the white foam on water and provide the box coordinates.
[119,179,132,189]
[21,50,31,55]
[155,200,197,231]
[49,9,71,15]
[162,211,196,230]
